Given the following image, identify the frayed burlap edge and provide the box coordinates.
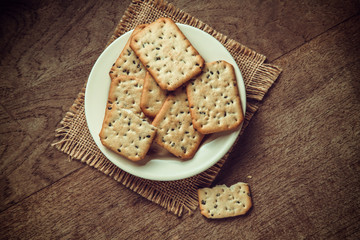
[52,0,282,217]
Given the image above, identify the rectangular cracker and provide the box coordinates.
[198,182,252,219]
[152,87,204,159]
[130,17,205,91]
[107,75,147,119]
[99,106,156,161]
[109,24,148,80]
[186,60,244,134]
[140,72,168,118]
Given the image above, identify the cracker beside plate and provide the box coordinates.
[198,182,252,219]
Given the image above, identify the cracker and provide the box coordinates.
[186,60,244,134]
[109,24,148,80]
[140,72,167,118]
[130,17,204,91]
[107,75,146,119]
[99,106,156,161]
[198,182,252,219]
[152,87,204,159]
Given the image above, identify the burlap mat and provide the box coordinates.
[53,0,282,216]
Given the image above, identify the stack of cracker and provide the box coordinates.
[99,17,244,161]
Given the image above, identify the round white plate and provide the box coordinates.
[85,24,246,181]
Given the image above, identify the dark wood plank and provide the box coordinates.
[174,0,360,61]
[0,0,127,211]
[0,167,184,239]
[0,103,82,211]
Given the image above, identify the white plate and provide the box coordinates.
[85,24,246,181]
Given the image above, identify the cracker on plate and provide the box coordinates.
[130,17,204,91]
[109,24,148,80]
[186,60,244,134]
[152,87,204,159]
[107,75,147,119]
[99,106,156,161]
[140,72,168,118]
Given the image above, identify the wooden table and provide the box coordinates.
[1,0,359,239]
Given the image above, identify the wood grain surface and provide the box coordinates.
[1,0,359,239]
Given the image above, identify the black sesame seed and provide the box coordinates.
[181,146,186,153]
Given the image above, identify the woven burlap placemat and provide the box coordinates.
[53,0,282,216]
